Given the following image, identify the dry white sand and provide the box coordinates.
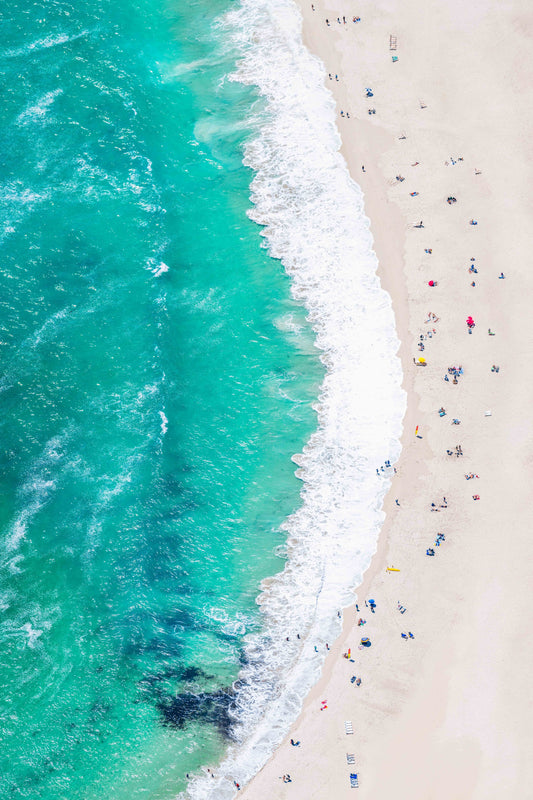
[237,0,533,797]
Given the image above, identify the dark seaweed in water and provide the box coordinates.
[138,664,211,694]
[156,688,235,737]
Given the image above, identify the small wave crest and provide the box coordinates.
[16,89,63,126]
[184,0,405,796]
[3,30,90,59]
[1,433,68,557]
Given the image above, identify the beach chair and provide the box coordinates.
[350,773,359,788]
[345,720,354,735]
[346,753,356,764]
[389,35,397,50]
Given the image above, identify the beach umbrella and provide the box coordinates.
[360,637,371,647]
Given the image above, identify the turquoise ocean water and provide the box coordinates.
[0,2,324,798]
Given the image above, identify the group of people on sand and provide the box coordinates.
[323,14,361,25]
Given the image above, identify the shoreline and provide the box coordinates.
[237,0,533,797]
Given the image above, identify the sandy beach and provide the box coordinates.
[237,0,533,797]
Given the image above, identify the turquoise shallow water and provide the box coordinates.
[0,1,322,797]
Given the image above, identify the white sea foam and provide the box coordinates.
[20,622,43,648]
[16,89,63,126]
[183,0,406,797]
[152,261,170,278]
[159,410,169,435]
[4,30,90,59]
[0,183,52,245]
